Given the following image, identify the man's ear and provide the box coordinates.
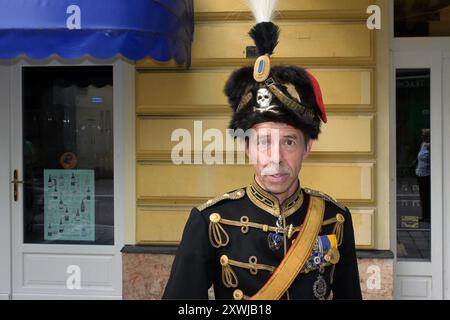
[302,139,313,160]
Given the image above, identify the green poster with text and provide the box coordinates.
[44,169,95,241]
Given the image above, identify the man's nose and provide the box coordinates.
[267,141,284,164]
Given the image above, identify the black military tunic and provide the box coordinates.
[163,180,362,300]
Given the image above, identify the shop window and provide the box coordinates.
[22,66,114,245]
[396,69,431,261]
[395,0,450,37]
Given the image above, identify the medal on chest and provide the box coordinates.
[268,215,284,250]
[313,274,327,300]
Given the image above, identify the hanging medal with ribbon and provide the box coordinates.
[313,274,327,300]
[268,215,284,250]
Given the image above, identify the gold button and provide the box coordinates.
[209,213,221,223]
[324,254,331,262]
[220,255,229,266]
[233,289,244,300]
[336,213,345,223]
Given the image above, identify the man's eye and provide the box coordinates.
[285,139,295,146]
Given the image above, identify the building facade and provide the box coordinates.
[125,0,393,300]
[1,0,450,300]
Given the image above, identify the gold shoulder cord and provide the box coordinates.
[220,255,276,288]
[329,213,345,285]
[209,213,302,245]
[208,210,339,249]
[197,189,245,212]
[209,213,229,248]
[209,212,344,248]
[322,213,345,246]
[220,255,239,288]
[196,189,244,248]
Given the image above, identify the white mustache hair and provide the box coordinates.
[261,164,292,176]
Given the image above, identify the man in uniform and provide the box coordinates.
[163,4,362,300]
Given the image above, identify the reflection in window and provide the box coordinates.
[23,67,114,245]
[395,0,450,37]
[396,69,431,261]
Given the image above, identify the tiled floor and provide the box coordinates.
[397,228,431,260]
[397,177,431,260]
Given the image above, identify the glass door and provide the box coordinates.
[11,63,122,299]
[396,68,431,261]
[21,66,114,245]
[394,51,444,299]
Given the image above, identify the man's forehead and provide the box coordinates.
[253,123,302,136]
[256,132,299,139]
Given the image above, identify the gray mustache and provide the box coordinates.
[261,165,292,176]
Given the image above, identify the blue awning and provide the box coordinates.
[0,0,194,65]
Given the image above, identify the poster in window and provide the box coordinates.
[44,169,95,241]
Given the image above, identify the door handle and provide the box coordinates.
[11,169,24,202]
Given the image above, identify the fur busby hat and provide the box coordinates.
[225,1,327,140]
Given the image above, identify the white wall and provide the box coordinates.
[0,61,11,299]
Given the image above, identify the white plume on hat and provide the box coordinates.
[247,0,278,23]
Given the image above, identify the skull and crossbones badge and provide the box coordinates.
[254,87,278,113]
